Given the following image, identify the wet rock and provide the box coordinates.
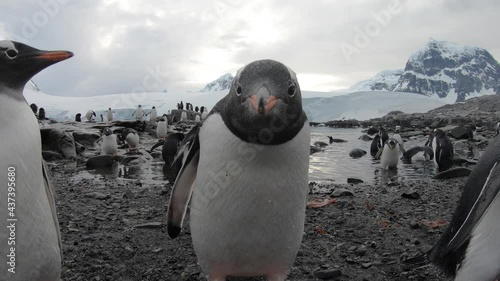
[356,245,367,256]
[401,192,420,200]
[310,146,323,155]
[40,128,77,160]
[42,150,65,161]
[314,269,342,280]
[85,192,111,200]
[358,134,373,141]
[331,188,354,197]
[347,178,363,184]
[349,148,367,158]
[86,155,121,169]
[72,131,101,148]
[449,126,471,140]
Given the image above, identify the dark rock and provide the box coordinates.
[331,188,354,197]
[72,131,101,148]
[401,192,420,200]
[314,269,342,280]
[42,150,65,161]
[347,178,363,184]
[433,167,472,179]
[358,134,373,141]
[86,155,122,169]
[40,128,77,160]
[449,126,470,139]
[349,149,367,158]
[366,127,378,135]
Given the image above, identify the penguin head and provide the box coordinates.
[386,139,398,149]
[222,59,306,145]
[434,128,445,138]
[103,128,113,136]
[378,127,387,137]
[0,40,72,91]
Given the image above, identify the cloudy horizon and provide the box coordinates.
[0,0,499,97]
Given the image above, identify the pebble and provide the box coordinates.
[331,188,354,197]
[401,191,420,200]
[314,269,342,280]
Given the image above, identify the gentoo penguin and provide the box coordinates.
[467,124,476,140]
[99,114,103,122]
[401,146,434,164]
[30,103,38,114]
[391,130,405,153]
[201,111,208,120]
[195,106,199,112]
[132,105,145,120]
[85,110,96,121]
[101,128,118,155]
[431,128,454,171]
[194,114,201,123]
[161,132,185,179]
[179,101,184,110]
[370,134,381,158]
[405,134,500,281]
[180,111,188,122]
[166,59,310,280]
[200,106,205,114]
[38,107,46,120]
[75,113,81,122]
[124,128,140,151]
[149,106,157,123]
[496,122,500,136]
[378,126,389,147]
[156,117,168,140]
[0,40,72,280]
[379,138,400,170]
[106,107,114,122]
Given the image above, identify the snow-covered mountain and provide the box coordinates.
[349,69,403,92]
[200,73,234,92]
[303,91,447,122]
[392,39,500,102]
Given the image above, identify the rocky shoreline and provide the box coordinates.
[39,95,500,281]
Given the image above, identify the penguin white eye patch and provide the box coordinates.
[5,49,18,59]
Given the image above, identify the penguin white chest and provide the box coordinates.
[0,95,61,280]
[380,145,399,170]
[107,110,113,121]
[156,121,168,138]
[101,135,118,155]
[432,138,438,166]
[190,114,310,277]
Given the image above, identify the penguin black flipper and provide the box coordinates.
[406,135,500,277]
[166,124,201,238]
[42,160,63,259]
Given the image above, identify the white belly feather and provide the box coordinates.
[190,114,310,277]
[0,95,61,280]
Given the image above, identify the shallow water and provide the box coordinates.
[76,126,438,185]
[309,126,436,184]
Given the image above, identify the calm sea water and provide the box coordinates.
[80,126,437,185]
[309,126,436,184]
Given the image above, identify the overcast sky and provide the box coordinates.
[0,0,499,97]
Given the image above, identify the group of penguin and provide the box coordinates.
[2,40,500,281]
[368,126,455,171]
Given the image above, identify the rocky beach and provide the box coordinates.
[40,95,500,281]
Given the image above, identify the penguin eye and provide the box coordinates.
[235,83,242,96]
[287,83,296,97]
[5,49,18,59]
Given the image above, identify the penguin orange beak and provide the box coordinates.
[35,51,74,62]
[249,95,278,115]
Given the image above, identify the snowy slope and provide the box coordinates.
[200,73,234,92]
[349,69,403,92]
[24,82,448,122]
[302,91,447,122]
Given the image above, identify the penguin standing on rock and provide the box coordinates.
[38,107,46,120]
[0,40,72,281]
[132,105,146,120]
[101,128,118,155]
[124,128,140,151]
[107,107,114,122]
[405,134,500,281]
[149,106,157,123]
[167,59,310,281]
[156,117,168,140]
[430,128,454,171]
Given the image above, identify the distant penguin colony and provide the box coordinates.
[0,40,72,281]
[167,59,310,280]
